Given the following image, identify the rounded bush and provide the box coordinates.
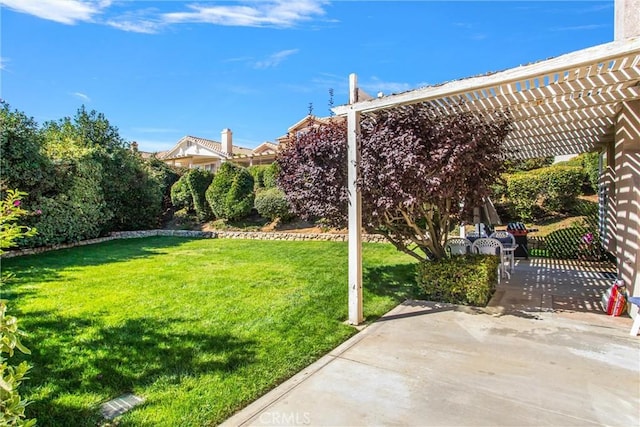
[206,163,254,221]
[185,169,214,221]
[255,188,292,221]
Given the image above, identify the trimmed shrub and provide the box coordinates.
[206,163,254,221]
[541,165,584,213]
[505,165,584,219]
[583,152,600,193]
[247,165,268,191]
[262,162,279,189]
[505,172,542,220]
[563,152,601,193]
[185,168,214,221]
[255,188,292,221]
[170,175,193,211]
[416,255,499,306]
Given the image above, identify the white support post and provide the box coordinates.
[348,73,363,325]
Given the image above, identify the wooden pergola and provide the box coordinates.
[333,37,640,325]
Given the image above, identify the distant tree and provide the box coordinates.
[42,107,164,231]
[277,104,511,261]
[503,156,553,173]
[0,101,54,201]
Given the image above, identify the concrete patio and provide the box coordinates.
[222,259,640,427]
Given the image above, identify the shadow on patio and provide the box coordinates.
[222,258,640,427]
[489,257,633,329]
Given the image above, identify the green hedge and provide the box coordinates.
[262,162,279,189]
[255,188,292,221]
[247,165,268,191]
[170,175,193,211]
[540,166,584,212]
[26,159,107,246]
[505,165,585,220]
[416,255,499,306]
[206,163,254,221]
[185,169,214,221]
[505,172,541,220]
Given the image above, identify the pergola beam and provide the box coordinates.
[338,36,640,325]
[334,38,640,116]
[347,74,363,326]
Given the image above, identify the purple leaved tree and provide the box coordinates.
[276,104,511,261]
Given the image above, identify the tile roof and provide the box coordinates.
[160,135,254,159]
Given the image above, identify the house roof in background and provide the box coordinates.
[161,135,254,160]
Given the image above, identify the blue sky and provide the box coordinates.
[1,1,614,152]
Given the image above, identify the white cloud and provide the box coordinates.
[105,7,165,34]
[550,24,607,32]
[0,57,8,70]
[0,0,110,24]
[1,0,329,33]
[106,19,162,34]
[254,49,299,69]
[163,0,327,28]
[72,92,91,102]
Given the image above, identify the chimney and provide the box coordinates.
[221,128,233,155]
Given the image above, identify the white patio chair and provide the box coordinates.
[471,237,510,283]
[445,237,472,256]
[490,231,516,271]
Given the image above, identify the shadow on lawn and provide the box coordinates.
[364,262,423,301]
[18,311,256,426]
[1,237,201,290]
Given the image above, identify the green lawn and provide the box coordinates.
[2,237,420,426]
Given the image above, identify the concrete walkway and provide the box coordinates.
[222,260,640,427]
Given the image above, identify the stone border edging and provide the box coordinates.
[1,230,386,258]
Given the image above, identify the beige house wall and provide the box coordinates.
[601,141,617,255]
[615,0,640,40]
[614,100,640,305]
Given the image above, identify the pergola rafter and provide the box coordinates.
[334,40,640,161]
[334,37,640,325]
